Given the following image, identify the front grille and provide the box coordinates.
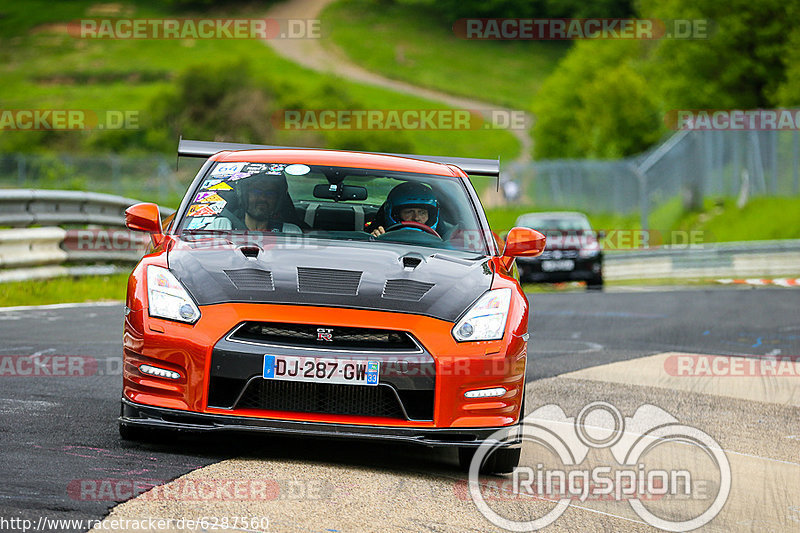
[230,322,420,352]
[297,267,361,295]
[382,279,434,301]
[236,380,405,419]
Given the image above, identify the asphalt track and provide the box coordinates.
[0,286,797,532]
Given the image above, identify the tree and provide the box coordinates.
[532,39,661,158]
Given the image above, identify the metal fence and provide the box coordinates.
[504,130,800,228]
[0,189,175,282]
[0,152,204,208]
[3,130,800,228]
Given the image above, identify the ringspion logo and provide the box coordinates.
[469,402,730,531]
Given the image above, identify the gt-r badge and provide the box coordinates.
[316,328,333,342]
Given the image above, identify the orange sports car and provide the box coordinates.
[120,139,544,473]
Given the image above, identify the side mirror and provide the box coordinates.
[125,203,163,246]
[503,227,546,258]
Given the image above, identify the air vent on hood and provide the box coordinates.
[297,267,362,296]
[382,279,435,301]
[401,255,423,270]
[238,245,260,259]
[224,269,274,291]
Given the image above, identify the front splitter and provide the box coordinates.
[120,397,521,449]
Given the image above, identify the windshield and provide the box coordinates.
[176,161,489,254]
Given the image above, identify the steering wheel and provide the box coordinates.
[383,221,442,239]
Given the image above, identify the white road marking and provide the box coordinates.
[0,346,33,353]
[0,399,58,414]
[562,351,800,406]
[0,301,122,313]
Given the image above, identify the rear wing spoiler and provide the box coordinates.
[177,138,500,177]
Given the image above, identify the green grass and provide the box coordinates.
[323,0,569,111]
[0,1,520,161]
[0,273,128,307]
[486,195,800,244]
[671,196,800,242]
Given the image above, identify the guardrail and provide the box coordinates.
[0,189,174,227]
[605,239,800,280]
[1,189,798,284]
[0,189,175,283]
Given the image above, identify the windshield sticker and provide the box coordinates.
[208,200,226,214]
[269,163,287,172]
[194,191,215,202]
[185,216,215,229]
[242,163,269,173]
[187,204,216,217]
[211,162,245,176]
[206,181,233,191]
[194,192,225,203]
[226,171,253,182]
[285,164,311,176]
[187,200,226,216]
[200,179,222,189]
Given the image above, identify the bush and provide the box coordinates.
[532,39,662,159]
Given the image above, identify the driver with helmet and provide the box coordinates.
[369,182,439,237]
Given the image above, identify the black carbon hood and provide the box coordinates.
[167,236,493,322]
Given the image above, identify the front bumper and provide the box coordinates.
[123,302,528,430]
[517,254,602,282]
[120,397,521,448]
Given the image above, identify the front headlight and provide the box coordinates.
[452,288,511,342]
[146,265,200,324]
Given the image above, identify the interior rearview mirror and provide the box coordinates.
[313,184,368,201]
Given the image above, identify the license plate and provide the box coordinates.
[262,355,380,386]
[541,259,575,272]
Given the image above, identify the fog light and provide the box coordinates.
[464,387,506,398]
[139,364,181,380]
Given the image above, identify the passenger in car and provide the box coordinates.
[209,172,307,233]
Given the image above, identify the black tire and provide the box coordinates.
[488,447,521,474]
[586,275,604,290]
[458,446,521,475]
[458,447,474,471]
